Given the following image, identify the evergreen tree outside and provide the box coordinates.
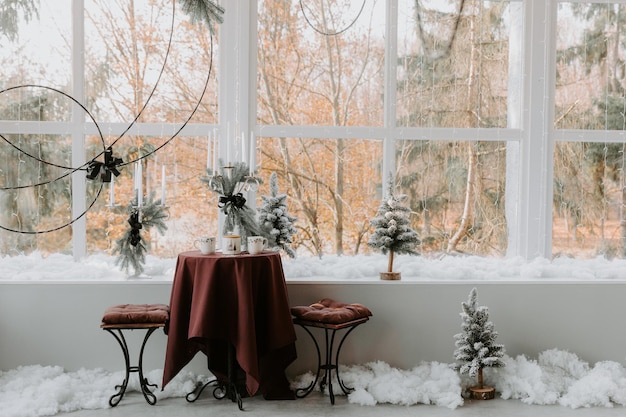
[454,287,505,391]
[368,176,419,274]
[258,172,297,258]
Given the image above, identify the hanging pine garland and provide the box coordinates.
[113,192,168,276]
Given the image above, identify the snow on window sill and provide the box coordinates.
[2,252,626,282]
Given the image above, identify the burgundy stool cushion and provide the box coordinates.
[102,304,170,325]
[290,298,372,324]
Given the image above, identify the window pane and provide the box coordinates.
[555,3,626,130]
[257,0,385,127]
[553,141,626,258]
[85,135,217,258]
[0,0,72,121]
[85,0,218,124]
[396,140,507,255]
[0,133,72,254]
[397,0,511,128]
[258,136,383,256]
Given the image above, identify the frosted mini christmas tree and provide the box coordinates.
[454,287,505,400]
[368,175,419,280]
[258,172,297,258]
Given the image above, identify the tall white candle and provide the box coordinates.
[136,161,143,208]
[161,164,166,205]
[206,132,211,170]
[242,131,247,164]
[109,175,115,206]
[213,129,218,174]
[249,131,256,175]
[226,123,231,163]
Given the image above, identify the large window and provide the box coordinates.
[2,0,626,264]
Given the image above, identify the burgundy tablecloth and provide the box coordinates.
[162,251,297,399]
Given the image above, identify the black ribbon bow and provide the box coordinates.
[218,193,247,213]
[87,147,123,183]
[128,211,143,246]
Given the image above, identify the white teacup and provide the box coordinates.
[222,235,241,255]
[194,236,216,255]
[247,236,268,255]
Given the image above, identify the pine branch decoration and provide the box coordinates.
[179,0,225,34]
[201,160,262,244]
[258,172,297,258]
[113,192,168,276]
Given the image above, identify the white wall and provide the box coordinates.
[1,281,625,379]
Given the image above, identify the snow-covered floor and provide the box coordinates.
[2,349,626,417]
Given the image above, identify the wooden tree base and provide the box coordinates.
[380,272,401,280]
[469,386,495,400]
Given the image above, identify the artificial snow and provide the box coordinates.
[5,251,626,281]
[2,350,626,416]
[0,366,205,417]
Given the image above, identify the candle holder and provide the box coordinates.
[202,160,262,245]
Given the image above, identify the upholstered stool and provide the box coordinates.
[291,298,372,404]
[101,303,169,406]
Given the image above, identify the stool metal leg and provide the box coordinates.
[294,325,322,399]
[333,323,364,396]
[294,322,365,405]
[105,327,159,406]
[137,327,159,405]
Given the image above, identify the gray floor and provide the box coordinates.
[58,391,626,417]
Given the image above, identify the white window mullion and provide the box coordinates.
[383,0,398,193]
[71,0,86,260]
[517,0,556,259]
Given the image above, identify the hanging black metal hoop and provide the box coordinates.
[0,84,107,187]
[299,0,366,36]
[0,183,104,235]
[415,0,466,60]
[0,0,216,235]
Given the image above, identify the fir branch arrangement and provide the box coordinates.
[179,0,225,34]
[201,160,261,244]
[113,192,168,276]
[454,288,505,397]
[258,172,297,258]
[368,175,420,276]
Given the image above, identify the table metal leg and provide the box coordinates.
[185,343,244,411]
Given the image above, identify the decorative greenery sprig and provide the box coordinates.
[113,192,168,276]
[179,0,225,34]
[201,160,262,244]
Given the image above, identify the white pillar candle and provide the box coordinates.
[136,161,143,208]
[206,131,211,170]
[242,131,247,164]
[226,123,231,164]
[109,175,115,206]
[213,129,218,174]
[161,164,166,205]
[249,131,256,175]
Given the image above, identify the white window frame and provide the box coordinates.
[6,0,625,262]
